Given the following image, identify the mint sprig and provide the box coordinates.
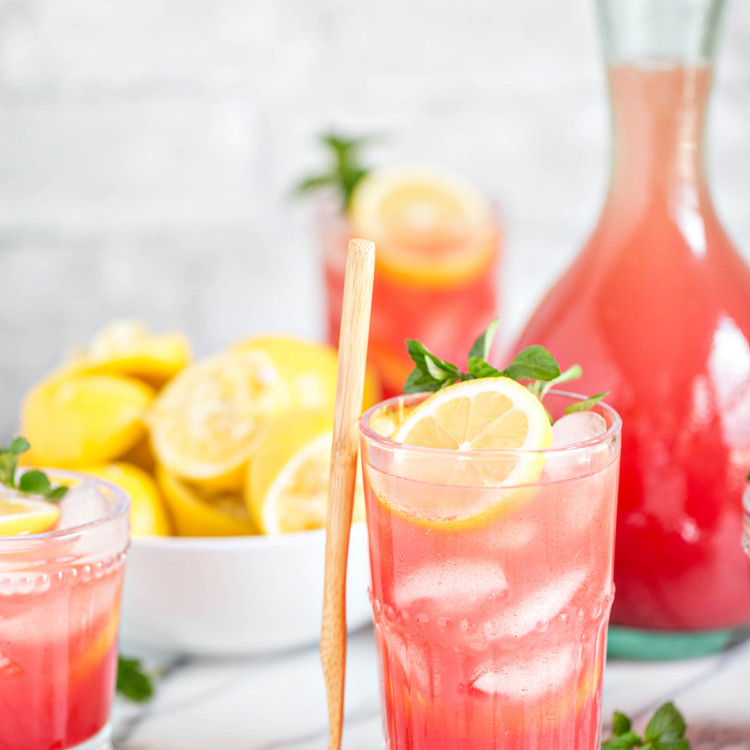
[117,656,155,703]
[602,702,690,749]
[296,132,375,210]
[0,437,68,502]
[404,318,608,415]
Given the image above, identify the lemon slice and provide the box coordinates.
[372,378,553,525]
[82,462,172,537]
[148,348,295,492]
[67,320,191,388]
[156,467,256,537]
[247,410,365,534]
[0,495,61,536]
[21,374,155,467]
[349,163,497,287]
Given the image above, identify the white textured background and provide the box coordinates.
[1,0,749,437]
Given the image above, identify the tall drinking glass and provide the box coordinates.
[320,190,502,399]
[360,392,621,749]
[0,472,130,750]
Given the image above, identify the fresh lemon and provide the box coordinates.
[349,163,498,288]
[148,348,295,492]
[370,378,553,525]
[67,320,191,388]
[156,467,255,537]
[233,335,381,412]
[247,410,365,534]
[82,462,171,536]
[21,374,154,467]
[0,495,61,536]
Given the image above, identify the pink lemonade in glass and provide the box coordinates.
[0,473,129,750]
[360,391,621,749]
[321,166,502,398]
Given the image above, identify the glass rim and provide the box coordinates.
[0,468,130,544]
[359,389,622,457]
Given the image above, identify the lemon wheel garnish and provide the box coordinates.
[20,374,154,467]
[349,163,497,288]
[247,410,365,534]
[372,378,552,526]
[0,496,61,536]
[148,348,295,492]
[82,462,172,537]
[156,467,255,537]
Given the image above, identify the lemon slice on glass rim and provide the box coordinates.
[0,495,61,536]
[370,377,553,527]
[349,163,497,288]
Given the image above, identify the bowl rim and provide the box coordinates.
[131,521,366,550]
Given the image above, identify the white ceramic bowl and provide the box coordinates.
[120,523,371,655]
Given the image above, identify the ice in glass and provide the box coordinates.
[360,391,621,749]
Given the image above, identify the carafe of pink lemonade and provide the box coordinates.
[515,0,750,658]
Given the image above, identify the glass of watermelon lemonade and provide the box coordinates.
[0,472,129,750]
[359,390,622,749]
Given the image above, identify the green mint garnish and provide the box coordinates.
[295,132,375,210]
[0,437,68,502]
[117,655,155,703]
[601,702,690,750]
[404,318,608,414]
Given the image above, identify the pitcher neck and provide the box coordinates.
[597,0,726,200]
[607,63,712,197]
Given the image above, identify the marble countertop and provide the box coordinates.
[113,628,750,750]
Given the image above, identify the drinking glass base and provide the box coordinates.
[607,625,750,660]
[66,724,112,750]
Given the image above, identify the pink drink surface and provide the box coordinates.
[515,65,750,632]
[363,435,619,748]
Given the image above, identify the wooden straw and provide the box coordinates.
[321,239,375,750]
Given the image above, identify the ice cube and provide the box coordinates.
[0,651,23,677]
[551,412,607,448]
[394,560,507,613]
[470,644,574,698]
[57,482,110,530]
[485,567,586,639]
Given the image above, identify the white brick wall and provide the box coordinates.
[1,0,749,436]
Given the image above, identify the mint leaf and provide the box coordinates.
[601,732,644,750]
[46,486,68,503]
[402,319,606,417]
[9,437,30,456]
[467,357,503,379]
[117,656,154,703]
[613,712,632,736]
[565,392,609,415]
[296,132,375,209]
[18,470,52,496]
[500,346,560,382]
[468,317,499,361]
[644,702,687,745]
[403,340,462,393]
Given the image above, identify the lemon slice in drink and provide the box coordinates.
[247,411,365,534]
[374,378,553,525]
[349,164,497,287]
[0,496,61,536]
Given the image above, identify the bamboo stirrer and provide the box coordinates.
[320,239,375,750]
